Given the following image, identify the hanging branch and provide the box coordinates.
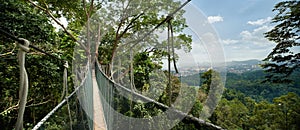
[83,0,88,17]
[129,0,191,49]
[88,0,95,18]
[0,99,50,115]
[0,29,64,62]
[168,19,179,73]
[0,43,16,57]
[27,0,87,51]
[112,13,145,54]
[106,12,145,76]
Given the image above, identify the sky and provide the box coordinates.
[189,0,283,62]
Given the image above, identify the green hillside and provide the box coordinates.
[183,69,300,102]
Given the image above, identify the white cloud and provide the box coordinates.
[221,25,276,61]
[222,39,239,45]
[207,16,224,24]
[240,25,274,46]
[222,25,274,49]
[247,17,272,26]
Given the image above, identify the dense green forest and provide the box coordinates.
[1,0,299,130]
[183,69,300,102]
[181,69,300,129]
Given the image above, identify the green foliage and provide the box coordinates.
[273,92,300,130]
[0,0,56,45]
[133,51,160,92]
[262,0,300,83]
[224,70,300,102]
[211,98,249,129]
[189,100,203,118]
[183,69,300,102]
[94,0,192,69]
[56,31,77,61]
[34,0,85,19]
[98,30,116,65]
[248,94,300,130]
[0,0,60,129]
[248,101,278,129]
[211,92,300,130]
[182,67,300,129]
[200,69,214,94]
[0,0,84,129]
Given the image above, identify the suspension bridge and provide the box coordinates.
[0,0,225,129]
[0,30,224,129]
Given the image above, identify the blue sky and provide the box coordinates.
[190,0,283,61]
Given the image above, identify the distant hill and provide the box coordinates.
[227,59,262,66]
[182,69,300,102]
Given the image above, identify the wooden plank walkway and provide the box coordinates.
[92,71,107,130]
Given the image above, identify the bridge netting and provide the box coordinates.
[33,59,223,130]
[32,65,94,130]
[31,0,226,129]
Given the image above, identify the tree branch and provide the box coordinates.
[119,13,144,39]
[27,0,87,51]
[0,99,51,115]
[0,43,16,57]
[26,100,51,107]
[110,13,144,62]
[106,13,144,76]
[121,0,133,20]
[88,0,95,18]
[82,0,88,17]
[0,103,19,115]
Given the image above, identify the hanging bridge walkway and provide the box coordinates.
[93,70,107,130]
[1,0,224,128]
[0,25,224,130]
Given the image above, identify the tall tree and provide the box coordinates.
[93,0,191,75]
[191,69,224,120]
[29,0,192,78]
[273,92,300,130]
[262,0,300,83]
[0,0,68,129]
[211,98,249,129]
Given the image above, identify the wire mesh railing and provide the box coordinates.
[33,67,94,130]
[95,61,223,130]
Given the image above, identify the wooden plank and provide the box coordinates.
[93,71,107,130]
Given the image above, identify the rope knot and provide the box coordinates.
[64,61,69,68]
[18,38,30,52]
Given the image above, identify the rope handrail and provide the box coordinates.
[95,61,224,130]
[32,66,91,130]
[0,28,65,63]
[1,28,72,129]
[15,38,30,130]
